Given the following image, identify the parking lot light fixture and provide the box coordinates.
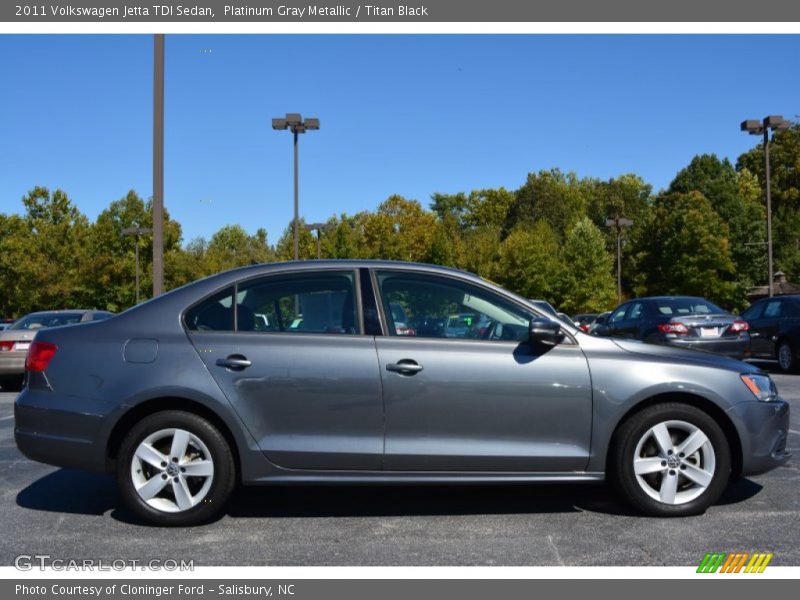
[272,113,320,261]
[305,222,328,259]
[741,115,791,297]
[121,227,153,304]
[605,216,634,305]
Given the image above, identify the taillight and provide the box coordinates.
[579,324,590,332]
[0,341,13,352]
[25,341,57,372]
[657,322,689,334]
[730,320,749,332]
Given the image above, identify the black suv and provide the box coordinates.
[594,296,750,358]
[741,295,800,372]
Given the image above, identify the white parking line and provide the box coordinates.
[0,416,14,421]
[789,429,800,436]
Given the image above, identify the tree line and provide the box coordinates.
[1,124,798,319]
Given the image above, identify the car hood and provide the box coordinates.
[610,338,760,373]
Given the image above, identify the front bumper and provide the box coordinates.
[14,387,118,473]
[727,399,791,476]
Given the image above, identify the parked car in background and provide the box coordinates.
[527,300,574,328]
[14,261,789,525]
[0,310,114,388]
[742,295,800,372]
[573,313,599,333]
[593,297,749,358]
[588,311,611,335]
[0,319,14,331]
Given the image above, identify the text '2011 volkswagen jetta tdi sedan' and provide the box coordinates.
[15,261,790,525]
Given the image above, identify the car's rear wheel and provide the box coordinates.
[612,403,731,517]
[116,411,235,526]
[777,341,796,373]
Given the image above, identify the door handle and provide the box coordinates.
[386,360,423,375]
[216,355,252,370]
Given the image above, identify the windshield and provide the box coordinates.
[9,312,84,330]
[654,299,727,316]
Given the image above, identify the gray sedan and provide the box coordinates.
[14,261,790,525]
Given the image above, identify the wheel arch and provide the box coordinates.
[105,396,242,481]
[605,392,743,479]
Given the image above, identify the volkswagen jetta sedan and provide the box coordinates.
[15,261,790,525]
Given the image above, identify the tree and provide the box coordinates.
[493,220,564,304]
[736,122,800,279]
[559,217,617,314]
[669,154,765,289]
[506,169,590,238]
[360,195,436,261]
[2,187,90,315]
[630,191,739,308]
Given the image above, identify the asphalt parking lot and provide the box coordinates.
[0,363,798,567]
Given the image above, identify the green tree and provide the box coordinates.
[2,187,90,315]
[630,191,739,308]
[737,122,800,279]
[559,217,617,313]
[669,154,765,289]
[506,169,590,237]
[493,220,563,303]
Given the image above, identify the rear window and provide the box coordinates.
[9,313,84,330]
[654,299,726,316]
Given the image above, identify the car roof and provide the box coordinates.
[22,309,94,316]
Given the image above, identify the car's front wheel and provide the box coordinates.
[117,410,236,526]
[612,403,731,517]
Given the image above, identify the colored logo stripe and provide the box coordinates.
[697,552,773,573]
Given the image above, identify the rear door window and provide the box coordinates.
[763,300,783,319]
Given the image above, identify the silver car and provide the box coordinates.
[0,310,114,386]
[14,261,790,526]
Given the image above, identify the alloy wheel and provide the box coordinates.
[632,420,716,505]
[130,428,215,513]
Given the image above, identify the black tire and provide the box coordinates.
[611,403,731,517]
[116,410,236,526]
[776,340,797,373]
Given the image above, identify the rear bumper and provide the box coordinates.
[727,399,791,476]
[0,352,26,376]
[14,387,116,473]
[666,337,749,358]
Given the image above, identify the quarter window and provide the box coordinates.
[184,287,235,331]
[375,271,533,342]
[763,300,783,319]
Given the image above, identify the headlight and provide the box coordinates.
[740,374,778,402]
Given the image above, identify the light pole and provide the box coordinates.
[741,115,791,298]
[152,34,165,296]
[305,222,327,259]
[605,216,634,305]
[121,227,153,304]
[272,113,320,261]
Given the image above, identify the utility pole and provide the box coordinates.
[605,216,634,305]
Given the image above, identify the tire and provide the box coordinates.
[611,403,731,517]
[776,340,797,373]
[116,410,236,526]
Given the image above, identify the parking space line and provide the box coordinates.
[0,416,14,421]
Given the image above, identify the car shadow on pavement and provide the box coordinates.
[15,469,764,526]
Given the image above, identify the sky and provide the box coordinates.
[0,34,798,244]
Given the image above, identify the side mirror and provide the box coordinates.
[529,317,565,346]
